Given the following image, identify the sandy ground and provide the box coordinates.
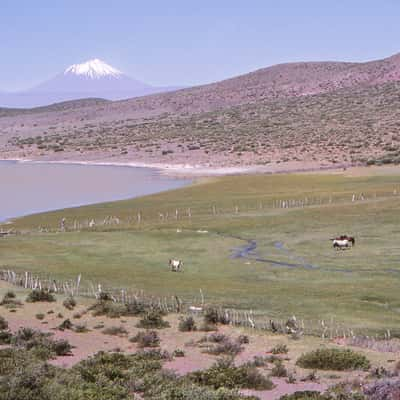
[1,285,396,400]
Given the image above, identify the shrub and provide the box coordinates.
[74,324,90,333]
[58,319,73,331]
[73,312,82,319]
[11,327,72,358]
[189,358,274,390]
[98,292,112,301]
[124,299,146,316]
[102,326,128,336]
[173,349,185,357]
[279,392,330,400]
[296,348,370,371]
[204,333,229,343]
[204,308,229,325]
[364,378,400,400]
[204,308,219,324]
[0,291,22,308]
[271,361,288,377]
[237,335,249,344]
[26,289,56,303]
[200,333,244,356]
[271,344,289,354]
[247,355,270,367]
[63,296,77,310]
[0,330,12,344]
[0,316,8,330]
[206,339,243,356]
[90,299,127,318]
[179,316,197,332]
[35,313,45,320]
[3,290,15,299]
[130,330,160,348]
[136,310,170,329]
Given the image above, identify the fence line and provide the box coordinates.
[11,186,397,234]
[1,268,391,340]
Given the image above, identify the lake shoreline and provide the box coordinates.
[0,156,355,177]
[0,160,191,223]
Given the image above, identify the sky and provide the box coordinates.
[1,0,400,91]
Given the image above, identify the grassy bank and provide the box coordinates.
[2,170,400,334]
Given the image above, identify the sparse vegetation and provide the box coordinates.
[179,315,197,332]
[0,290,22,308]
[271,344,289,354]
[101,325,128,336]
[26,289,56,303]
[189,357,274,390]
[63,296,77,310]
[136,310,170,329]
[129,330,160,347]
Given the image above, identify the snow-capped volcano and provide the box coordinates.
[64,59,123,79]
[0,58,182,108]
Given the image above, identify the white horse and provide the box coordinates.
[332,238,354,250]
[169,259,183,272]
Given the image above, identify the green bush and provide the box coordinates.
[130,330,160,348]
[179,316,197,332]
[296,348,370,371]
[26,289,56,303]
[11,327,72,358]
[137,310,170,329]
[189,358,274,390]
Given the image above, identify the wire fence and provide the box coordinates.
[1,268,394,341]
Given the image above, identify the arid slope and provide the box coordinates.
[1,52,400,169]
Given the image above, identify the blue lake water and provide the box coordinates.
[0,160,190,222]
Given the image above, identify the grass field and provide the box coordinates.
[2,169,400,335]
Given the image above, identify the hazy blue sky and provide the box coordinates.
[1,0,399,91]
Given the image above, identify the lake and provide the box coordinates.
[0,160,190,222]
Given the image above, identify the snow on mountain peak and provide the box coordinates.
[64,59,122,79]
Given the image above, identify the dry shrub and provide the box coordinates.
[26,289,55,303]
[102,326,128,336]
[129,330,160,348]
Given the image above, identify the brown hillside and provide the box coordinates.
[1,52,400,169]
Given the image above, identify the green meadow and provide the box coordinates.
[2,170,400,334]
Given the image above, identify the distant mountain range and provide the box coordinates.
[0,59,182,108]
[2,52,400,170]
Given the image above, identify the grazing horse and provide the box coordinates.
[332,235,355,250]
[169,259,183,272]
